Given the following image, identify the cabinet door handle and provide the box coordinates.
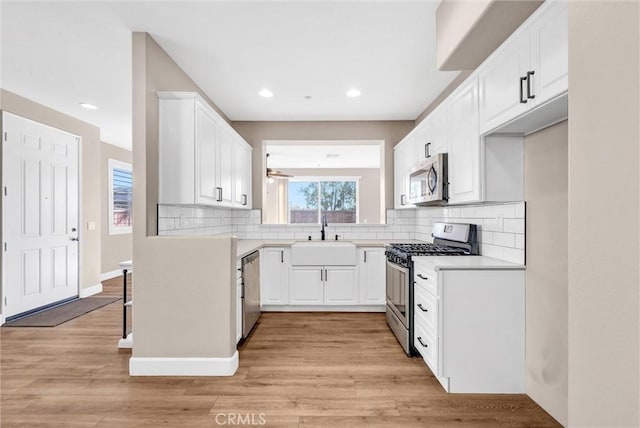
[417,336,429,348]
[519,76,528,104]
[417,303,428,312]
[242,194,248,206]
[425,142,431,158]
[417,273,428,280]
[281,250,284,263]
[526,70,535,99]
[320,269,323,281]
[324,269,328,281]
[400,194,406,206]
[364,251,367,263]
[216,187,223,202]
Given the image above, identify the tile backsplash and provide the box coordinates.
[158,201,525,264]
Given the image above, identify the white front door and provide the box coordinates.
[2,112,79,318]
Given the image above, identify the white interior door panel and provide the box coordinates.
[2,112,79,318]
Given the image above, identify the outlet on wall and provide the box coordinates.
[87,221,96,231]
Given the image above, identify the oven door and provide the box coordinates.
[386,260,410,328]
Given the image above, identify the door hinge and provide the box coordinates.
[3,242,6,252]
[3,132,7,142]
[4,297,6,306]
[3,187,6,196]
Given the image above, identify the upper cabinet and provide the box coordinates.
[233,139,252,208]
[447,78,480,204]
[528,0,568,105]
[158,92,252,209]
[393,0,566,207]
[394,140,414,209]
[412,105,448,166]
[479,0,567,135]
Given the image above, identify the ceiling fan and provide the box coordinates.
[266,153,292,182]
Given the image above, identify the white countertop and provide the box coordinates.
[413,255,525,271]
[236,239,421,259]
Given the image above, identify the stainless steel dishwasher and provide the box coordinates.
[241,251,261,338]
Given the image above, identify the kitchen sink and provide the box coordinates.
[290,241,357,266]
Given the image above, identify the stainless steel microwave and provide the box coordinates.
[408,153,448,205]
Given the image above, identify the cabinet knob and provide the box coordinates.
[417,336,429,348]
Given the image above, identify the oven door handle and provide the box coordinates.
[417,336,429,348]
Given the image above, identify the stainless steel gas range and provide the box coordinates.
[385,222,478,356]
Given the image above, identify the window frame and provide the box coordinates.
[287,176,360,224]
[108,158,133,235]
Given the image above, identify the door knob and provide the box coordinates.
[70,237,79,242]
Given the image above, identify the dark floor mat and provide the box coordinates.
[3,297,120,327]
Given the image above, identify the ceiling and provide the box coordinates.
[267,143,381,169]
[1,1,458,150]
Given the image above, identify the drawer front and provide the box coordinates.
[414,319,439,375]
[414,268,438,296]
[414,284,438,335]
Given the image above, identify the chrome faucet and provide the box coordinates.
[320,215,328,240]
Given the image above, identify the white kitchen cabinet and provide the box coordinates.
[393,141,413,209]
[233,138,252,208]
[289,267,324,305]
[236,277,242,344]
[216,125,235,207]
[158,92,252,208]
[357,248,386,305]
[447,78,481,204]
[289,265,357,305]
[528,0,568,106]
[236,259,242,344]
[478,0,567,134]
[260,247,290,306]
[323,267,358,305]
[412,259,525,393]
[411,105,448,166]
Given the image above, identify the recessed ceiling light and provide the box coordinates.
[304,95,312,101]
[79,102,98,110]
[326,154,340,159]
[346,88,361,98]
[259,89,274,98]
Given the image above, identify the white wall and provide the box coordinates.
[567,2,639,426]
[524,121,568,426]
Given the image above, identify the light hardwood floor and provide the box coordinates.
[1,276,560,427]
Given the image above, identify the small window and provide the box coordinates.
[108,159,132,235]
[288,178,358,224]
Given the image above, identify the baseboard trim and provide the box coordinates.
[129,351,239,376]
[100,269,123,281]
[261,305,386,312]
[118,333,133,349]
[79,283,103,298]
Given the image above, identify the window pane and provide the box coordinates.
[320,181,356,224]
[113,167,132,229]
[289,181,319,223]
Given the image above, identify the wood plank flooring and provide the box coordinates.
[1,276,560,427]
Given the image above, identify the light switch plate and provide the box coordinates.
[87,221,96,231]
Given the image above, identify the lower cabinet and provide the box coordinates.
[236,259,242,344]
[289,267,324,305]
[259,245,386,310]
[357,248,386,305]
[413,259,525,393]
[260,247,290,306]
[290,266,357,305]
